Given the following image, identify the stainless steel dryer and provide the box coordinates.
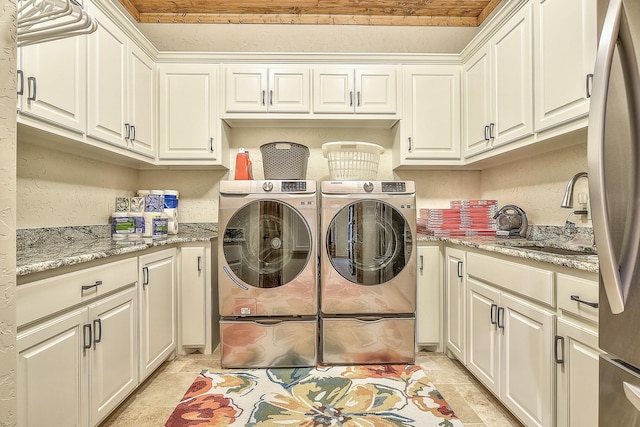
[218,180,317,368]
[320,180,416,365]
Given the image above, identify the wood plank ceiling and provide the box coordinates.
[117,0,503,26]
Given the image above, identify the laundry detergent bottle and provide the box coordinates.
[234,148,253,180]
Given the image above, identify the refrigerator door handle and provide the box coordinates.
[623,381,640,413]
[588,0,640,314]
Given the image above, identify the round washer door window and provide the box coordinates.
[223,200,312,288]
[326,200,413,286]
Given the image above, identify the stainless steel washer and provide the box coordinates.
[218,180,317,368]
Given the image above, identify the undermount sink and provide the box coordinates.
[511,245,597,256]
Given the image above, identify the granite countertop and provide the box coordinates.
[17,223,218,276]
[418,226,599,274]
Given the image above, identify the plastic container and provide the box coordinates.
[322,141,384,181]
[234,149,253,180]
[260,142,309,180]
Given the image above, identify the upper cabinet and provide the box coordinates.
[396,65,461,166]
[87,4,155,158]
[157,63,219,161]
[533,0,597,132]
[313,66,399,114]
[224,65,310,113]
[17,35,86,134]
[463,3,533,158]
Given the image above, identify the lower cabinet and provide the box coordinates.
[556,318,600,427]
[179,243,212,353]
[467,278,555,427]
[445,246,466,363]
[138,248,177,381]
[416,245,443,349]
[18,279,138,427]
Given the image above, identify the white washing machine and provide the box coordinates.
[218,180,318,368]
[320,180,416,365]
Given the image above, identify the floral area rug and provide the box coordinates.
[165,364,463,426]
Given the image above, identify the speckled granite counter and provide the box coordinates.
[17,223,218,276]
[418,226,599,273]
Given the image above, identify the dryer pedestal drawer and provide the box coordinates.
[321,316,415,365]
[220,318,317,368]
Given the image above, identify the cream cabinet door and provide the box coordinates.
[139,248,177,380]
[463,45,492,158]
[313,68,355,113]
[355,67,398,114]
[158,64,218,160]
[180,246,208,348]
[501,292,555,427]
[466,278,501,396]
[534,0,597,131]
[491,2,533,148]
[445,247,466,363]
[225,67,268,112]
[17,309,89,427]
[403,65,461,161]
[416,245,442,347]
[127,44,155,158]
[556,318,601,427]
[87,5,128,149]
[268,67,311,113]
[18,36,86,133]
[89,287,138,426]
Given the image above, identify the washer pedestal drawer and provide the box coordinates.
[321,316,415,365]
[220,317,317,368]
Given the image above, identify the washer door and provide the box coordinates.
[326,200,413,286]
[223,200,312,289]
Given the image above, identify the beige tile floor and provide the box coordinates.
[100,348,524,426]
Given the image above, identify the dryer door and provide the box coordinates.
[223,200,312,289]
[322,199,415,315]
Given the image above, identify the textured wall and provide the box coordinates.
[0,0,17,424]
[17,142,139,228]
[481,143,590,226]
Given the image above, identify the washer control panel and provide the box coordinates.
[281,181,307,192]
[381,181,407,193]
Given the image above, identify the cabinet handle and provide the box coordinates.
[124,123,130,140]
[586,73,594,98]
[269,90,273,105]
[484,125,490,141]
[419,255,424,271]
[81,280,102,292]
[570,295,599,308]
[357,91,361,106]
[408,137,413,152]
[17,70,24,96]
[93,319,102,344]
[497,306,505,329]
[261,90,266,105]
[143,266,149,286]
[457,260,463,278]
[349,91,353,106]
[27,76,36,101]
[209,137,214,153]
[554,335,565,364]
[130,125,136,142]
[489,122,495,140]
[83,324,92,349]
[197,255,202,272]
[490,303,498,325]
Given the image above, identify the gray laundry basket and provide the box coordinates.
[260,142,310,180]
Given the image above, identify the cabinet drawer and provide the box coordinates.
[557,273,599,324]
[18,258,138,327]
[467,252,554,306]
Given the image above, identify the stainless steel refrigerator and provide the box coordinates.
[588,0,640,424]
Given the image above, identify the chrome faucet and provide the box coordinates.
[561,172,588,211]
